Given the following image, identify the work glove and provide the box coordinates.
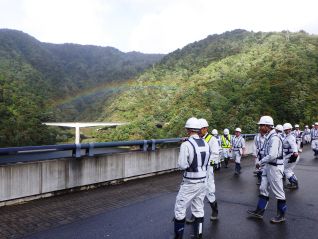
[256,160,266,169]
[288,153,298,163]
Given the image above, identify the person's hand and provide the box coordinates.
[256,160,265,169]
[256,163,261,169]
[288,153,298,163]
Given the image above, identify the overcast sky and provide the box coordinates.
[1,0,318,54]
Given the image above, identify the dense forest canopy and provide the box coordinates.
[0,29,317,146]
[0,29,163,146]
[95,30,318,142]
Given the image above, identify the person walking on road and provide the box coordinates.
[231,128,246,175]
[282,123,300,189]
[211,129,222,171]
[221,129,232,168]
[303,125,311,144]
[186,119,219,224]
[310,122,318,157]
[293,124,303,152]
[173,117,211,239]
[247,116,286,223]
[206,128,219,221]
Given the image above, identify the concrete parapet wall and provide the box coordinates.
[0,141,254,205]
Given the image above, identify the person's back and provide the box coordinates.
[221,129,231,168]
[173,117,211,239]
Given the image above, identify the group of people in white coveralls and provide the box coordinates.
[172,116,318,239]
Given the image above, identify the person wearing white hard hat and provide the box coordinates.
[310,123,318,157]
[221,129,232,168]
[186,119,219,224]
[292,124,303,153]
[204,127,219,221]
[173,117,211,239]
[231,127,246,175]
[282,123,299,189]
[253,127,266,185]
[303,125,311,144]
[247,116,286,223]
[211,129,222,171]
[275,124,285,140]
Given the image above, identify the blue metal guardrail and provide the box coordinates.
[0,134,256,164]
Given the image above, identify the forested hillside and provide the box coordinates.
[0,29,163,146]
[96,30,318,142]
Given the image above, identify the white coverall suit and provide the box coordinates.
[283,133,299,187]
[231,135,245,174]
[303,128,311,144]
[248,129,287,222]
[206,135,219,203]
[293,129,303,152]
[174,135,210,220]
[311,128,318,156]
[259,130,285,200]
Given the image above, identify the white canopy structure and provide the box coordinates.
[43,122,127,144]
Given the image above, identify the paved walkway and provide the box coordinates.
[0,145,317,239]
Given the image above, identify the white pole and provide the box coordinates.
[75,126,80,144]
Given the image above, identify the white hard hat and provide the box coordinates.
[275,124,283,132]
[198,118,209,128]
[294,124,299,128]
[257,116,274,126]
[283,123,293,130]
[212,129,218,135]
[235,128,241,132]
[305,125,308,128]
[185,117,201,129]
[224,128,229,135]
[315,122,318,126]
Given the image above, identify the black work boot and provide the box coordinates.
[234,163,240,175]
[210,201,218,221]
[247,208,265,218]
[270,200,286,223]
[192,217,204,239]
[174,218,185,239]
[224,158,229,168]
[238,163,241,173]
[285,182,297,189]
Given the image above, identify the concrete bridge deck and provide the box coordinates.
[0,145,317,239]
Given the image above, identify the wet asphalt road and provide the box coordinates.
[11,145,318,239]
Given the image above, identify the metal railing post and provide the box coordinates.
[72,144,81,158]
[86,143,94,157]
[151,139,156,151]
[143,140,148,151]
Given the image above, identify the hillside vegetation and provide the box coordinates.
[0,29,163,146]
[95,30,318,142]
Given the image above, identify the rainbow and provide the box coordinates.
[50,80,178,108]
[51,80,131,107]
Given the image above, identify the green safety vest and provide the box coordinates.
[221,135,231,148]
[204,134,212,143]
